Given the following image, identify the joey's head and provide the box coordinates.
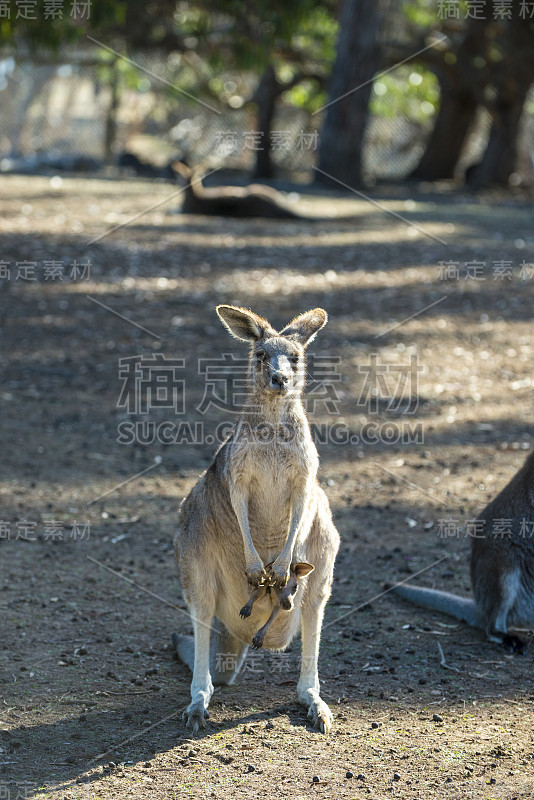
[215,305,327,399]
[275,562,315,610]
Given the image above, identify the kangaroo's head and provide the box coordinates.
[275,562,314,610]
[216,305,327,399]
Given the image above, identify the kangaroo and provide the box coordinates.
[118,151,175,180]
[239,562,315,650]
[172,305,340,733]
[172,161,305,219]
[391,449,534,652]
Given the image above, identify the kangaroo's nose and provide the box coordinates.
[271,373,288,388]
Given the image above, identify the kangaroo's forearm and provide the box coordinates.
[277,488,310,566]
[229,484,263,568]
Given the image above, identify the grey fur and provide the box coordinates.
[391,585,481,629]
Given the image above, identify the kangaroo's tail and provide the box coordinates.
[391,583,482,629]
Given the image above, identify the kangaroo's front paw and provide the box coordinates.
[307,698,333,734]
[270,559,290,589]
[252,633,264,650]
[240,604,252,619]
[245,561,266,588]
[183,701,209,732]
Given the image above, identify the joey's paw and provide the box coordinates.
[183,702,209,732]
[307,699,333,734]
[245,562,267,588]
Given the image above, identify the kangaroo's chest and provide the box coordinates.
[247,465,292,541]
[228,427,317,551]
[246,440,309,493]
[238,429,313,479]
[245,445,311,549]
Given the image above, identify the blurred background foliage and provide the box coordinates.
[0,0,532,189]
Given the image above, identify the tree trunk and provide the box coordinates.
[316,0,382,188]
[409,78,477,181]
[253,65,278,179]
[104,62,120,166]
[466,19,534,188]
[409,16,489,181]
[466,79,531,188]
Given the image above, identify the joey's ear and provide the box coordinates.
[216,305,276,342]
[292,562,315,578]
[280,308,327,347]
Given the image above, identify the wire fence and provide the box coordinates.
[0,52,532,183]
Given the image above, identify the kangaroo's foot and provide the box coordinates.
[183,701,210,732]
[307,697,334,735]
[298,686,333,734]
[502,634,527,654]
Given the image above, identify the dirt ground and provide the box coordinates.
[1,173,534,800]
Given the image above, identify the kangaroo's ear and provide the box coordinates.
[280,308,327,347]
[171,161,192,180]
[216,305,276,342]
[292,562,315,578]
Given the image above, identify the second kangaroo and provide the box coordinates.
[392,449,534,651]
[173,305,340,733]
[173,161,304,219]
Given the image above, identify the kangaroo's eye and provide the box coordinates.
[290,355,299,364]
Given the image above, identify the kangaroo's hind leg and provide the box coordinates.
[173,593,216,732]
[252,606,281,650]
[210,619,249,683]
[485,569,526,653]
[297,591,333,734]
[173,618,249,687]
